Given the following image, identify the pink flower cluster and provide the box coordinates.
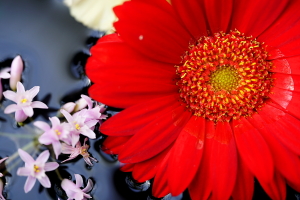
[35,95,106,162]
[0,56,105,199]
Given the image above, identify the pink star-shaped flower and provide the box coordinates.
[35,117,72,159]
[61,138,97,166]
[17,149,59,193]
[61,174,93,200]
[3,82,48,122]
[60,109,97,146]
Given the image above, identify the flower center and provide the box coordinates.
[176,30,274,122]
[80,145,89,156]
[209,65,240,92]
[21,98,27,103]
[55,129,61,135]
[33,164,40,173]
[75,123,81,130]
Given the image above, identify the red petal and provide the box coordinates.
[268,87,292,109]
[87,35,177,108]
[152,151,171,198]
[114,1,190,64]
[256,103,300,155]
[272,73,300,92]
[100,94,180,136]
[285,91,300,119]
[259,0,300,44]
[171,0,208,38]
[259,171,286,200]
[167,116,205,196]
[271,56,300,75]
[231,158,254,200]
[210,122,237,200]
[102,135,132,154]
[118,107,191,163]
[230,0,289,38]
[132,145,173,183]
[205,120,215,138]
[249,114,300,191]
[120,164,135,172]
[188,138,213,200]
[258,0,300,57]
[203,0,233,33]
[232,117,274,183]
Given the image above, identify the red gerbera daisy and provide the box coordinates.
[86,0,300,199]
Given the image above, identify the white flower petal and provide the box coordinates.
[60,109,74,123]
[17,167,31,176]
[4,104,20,114]
[82,179,93,193]
[75,174,83,188]
[35,150,49,164]
[52,141,62,159]
[24,176,36,193]
[44,162,59,171]
[81,94,93,109]
[34,121,50,131]
[66,0,128,32]
[27,86,40,98]
[16,82,25,93]
[38,133,54,145]
[18,149,35,164]
[38,175,51,188]
[22,106,34,117]
[49,116,60,127]
[2,90,17,101]
[85,119,98,128]
[80,127,96,139]
[71,133,80,147]
[0,68,11,79]
[31,101,48,109]
[15,109,28,122]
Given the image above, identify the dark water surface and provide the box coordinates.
[0,0,298,200]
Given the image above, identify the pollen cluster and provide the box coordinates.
[176,30,274,122]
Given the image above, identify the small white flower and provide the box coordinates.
[35,117,72,159]
[3,82,48,122]
[17,149,59,193]
[60,109,97,146]
[61,174,93,200]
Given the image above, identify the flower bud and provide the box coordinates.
[9,55,23,91]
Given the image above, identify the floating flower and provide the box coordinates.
[17,149,59,193]
[60,109,97,146]
[35,117,71,159]
[3,82,48,122]
[61,174,93,200]
[9,55,23,91]
[0,68,11,100]
[61,138,98,166]
[86,0,300,199]
[63,0,128,33]
[74,95,107,123]
[0,157,8,177]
